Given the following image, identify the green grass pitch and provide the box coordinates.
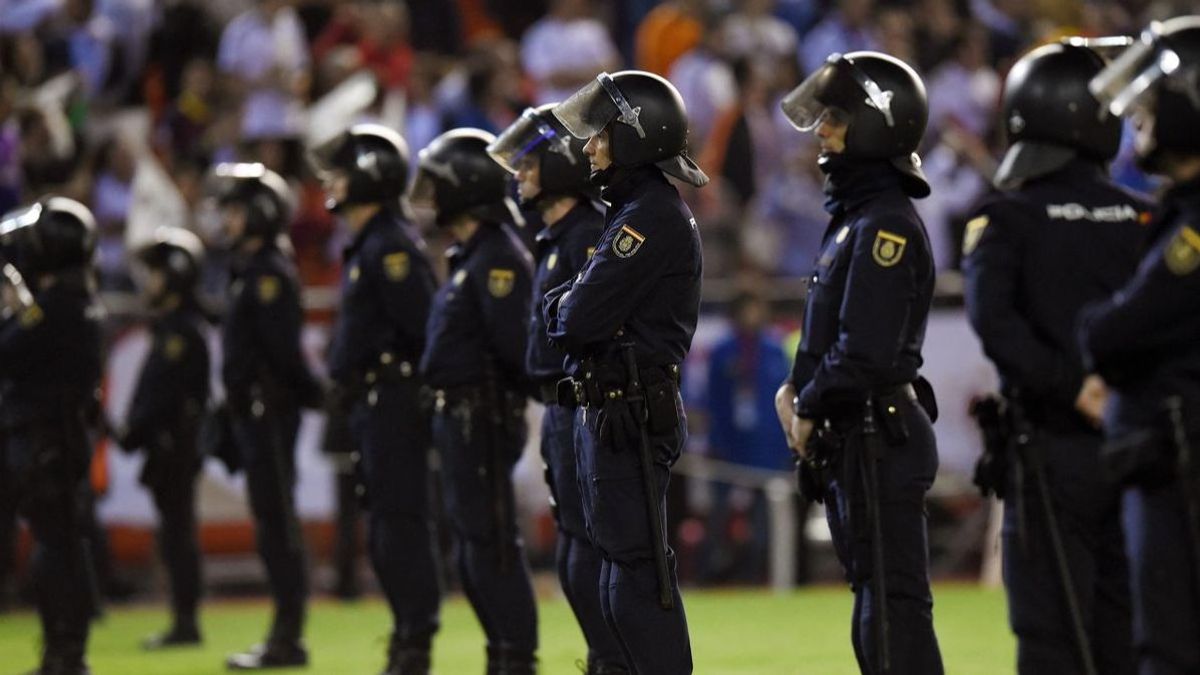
[0,585,1014,674]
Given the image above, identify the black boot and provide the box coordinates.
[486,646,537,675]
[142,622,202,650]
[225,640,309,670]
[382,633,430,675]
[34,638,90,675]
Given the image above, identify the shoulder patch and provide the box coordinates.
[962,215,989,256]
[612,224,646,259]
[487,269,515,298]
[383,251,410,281]
[257,275,281,303]
[1165,225,1200,276]
[162,333,186,361]
[871,229,908,268]
[18,304,43,328]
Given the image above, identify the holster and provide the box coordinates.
[795,422,843,503]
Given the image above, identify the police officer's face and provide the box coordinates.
[1132,108,1157,161]
[222,203,247,242]
[323,170,350,205]
[515,155,541,202]
[815,115,849,155]
[583,128,613,173]
[142,268,167,303]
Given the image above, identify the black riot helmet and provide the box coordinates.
[994,42,1122,189]
[409,128,520,228]
[552,71,709,187]
[780,51,930,196]
[487,104,595,207]
[1090,16,1200,172]
[309,123,410,212]
[133,226,204,303]
[208,163,293,241]
[0,196,97,278]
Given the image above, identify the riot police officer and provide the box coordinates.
[1081,16,1200,674]
[411,129,538,674]
[963,42,1150,675]
[546,70,708,675]
[772,52,944,674]
[116,227,211,650]
[211,163,323,670]
[0,196,103,675]
[311,124,442,675]
[488,105,622,673]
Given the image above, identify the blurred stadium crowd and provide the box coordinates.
[0,0,1194,596]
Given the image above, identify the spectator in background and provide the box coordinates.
[157,58,217,164]
[701,289,791,582]
[91,134,137,289]
[521,0,618,105]
[701,57,775,209]
[798,0,878,74]
[668,11,735,156]
[438,40,525,134]
[914,0,966,72]
[312,1,414,93]
[635,0,706,75]
[0,77,20,213]
[917,23,1000,271]
[722,0,798,69]
[217,0,311,142]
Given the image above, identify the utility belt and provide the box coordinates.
[363,352,417,387]
[424,383,526,416]
[556,363,681,409]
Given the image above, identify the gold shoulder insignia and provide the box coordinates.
[962,215,989,256]
[1165,225,1200,276]
[257,275,281,303]
[488,269,516,298]
[612,224,646,259]
[383,252,410,281]
[546,252,558,271]
[162,334,186,361]
[871,229,908,268]
[18,304,43,328]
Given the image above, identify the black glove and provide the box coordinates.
[972,451,1007,499]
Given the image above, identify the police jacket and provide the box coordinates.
[526,200,605,385]
[545,166,702,373]
[124,302,210,451]
[1081,176,1200,436]
[0,270,102,429]
[221,241,322,414]
[964,160,1151,430]
[789,158,933,420]
[420,220,533,390]
[328,209,437,385]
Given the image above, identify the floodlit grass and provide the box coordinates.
[0,584,1014,674]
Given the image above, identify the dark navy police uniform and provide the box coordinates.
[223,241,322,644]
[1081,176,1200,675]
[790,159,943,675]
[328,209,442,650]
[420,220,538,658]
[546,166,700,674]
[123,301,211,634]
[964,160,1149,674]
[526,201,621,668]
[0,272,103,665]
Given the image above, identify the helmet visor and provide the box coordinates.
[0,203,42,239]
[553,73,645,140]
[488,108,576,174]
[780,53,896,132]
[1089,24,1178,118]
